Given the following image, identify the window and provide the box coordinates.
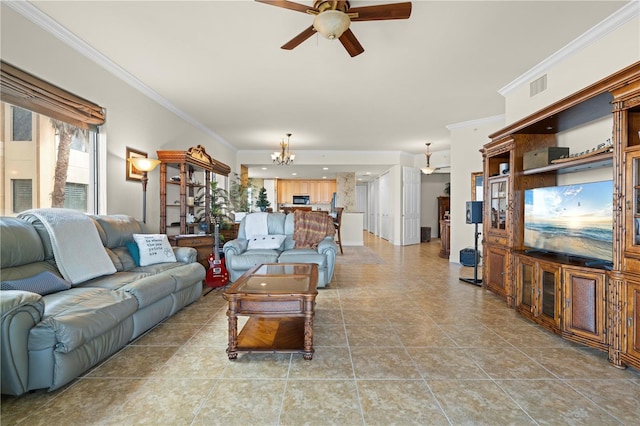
[64,183,88,211]
[1,61,106,216]
[12,179,32,213]
[11,106,32,141]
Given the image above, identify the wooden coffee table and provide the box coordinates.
[223,263,318,360]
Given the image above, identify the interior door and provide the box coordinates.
[379,173,391,240]
[402,166,421,245]
[355,185,368,230]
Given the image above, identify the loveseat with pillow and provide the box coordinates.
[222,211,338,287]
[0,209,204,396]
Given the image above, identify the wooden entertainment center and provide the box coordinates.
[481,61,640,370]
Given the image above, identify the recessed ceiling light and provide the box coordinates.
[322,167,329,170]
[261,167,267,170]
[322,176,327,179]
[357,178,363,181]
[365,172,371,175]
[292,172,297,176]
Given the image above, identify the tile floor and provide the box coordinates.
[2,233,640,425]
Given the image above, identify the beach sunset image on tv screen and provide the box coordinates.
[524,180,613,262]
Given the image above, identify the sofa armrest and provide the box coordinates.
[317,238,338,256]
[1,290,44,396]
[173,246,197,264]
[223,239,248,256]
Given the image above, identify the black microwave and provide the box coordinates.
[292,195,310,205]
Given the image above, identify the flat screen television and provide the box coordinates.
[524,180,613,263]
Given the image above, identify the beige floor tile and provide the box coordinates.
[289,347,354,379]
[314,307,344,325]
[193,379,286,425]
[465,346,555,379]
[154,344,227,378]
[520,347,634,379]
[350,346,421,379]
[428,379,534,425]
[438,324,509,348]
[345,324,403,347]
[341,308,389,325]
[313,323,348,346]
[1,378,143,425]
[358,380,449,425]
[498,379,621,425]
[491,323,576,348]
[132,321,204,346]
[567,379,640,424]
[407,347,490,380]
[280,380,362,426]
[86,345,179,378]
[220,352,292,379]
[394,324,458,348]
[103,378,215,425]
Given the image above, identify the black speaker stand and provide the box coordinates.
[460,222,482,286]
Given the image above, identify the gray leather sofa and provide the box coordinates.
[0,213,204,396]
[222,212,338,287]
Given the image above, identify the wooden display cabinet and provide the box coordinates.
[562,266,606,349]
[482,62,640,368]
[624,279,640,369]
[514,254,561,332]
[484,244,510,303]
[157,148,230,236]
[169,234,214,269]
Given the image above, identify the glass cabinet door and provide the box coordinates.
[490,178,508,230]
[634,157,639,247]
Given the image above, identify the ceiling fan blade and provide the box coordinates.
[349,2,412,21]
[281,25,316,50]
[255,0,316,14]
[339,29,364,57]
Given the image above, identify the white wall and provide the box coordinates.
[448,117,504,263]
[1,5,236,232]
[503,6,639,124]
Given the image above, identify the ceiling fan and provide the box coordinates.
[256,1,412,57]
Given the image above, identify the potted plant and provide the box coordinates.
[255,187,271,211]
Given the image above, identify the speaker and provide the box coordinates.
[466,201,483,224]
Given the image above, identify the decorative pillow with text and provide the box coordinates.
[132,234,177,266]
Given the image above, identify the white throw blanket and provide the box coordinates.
[244,212,269,240]
[19,208,116,284]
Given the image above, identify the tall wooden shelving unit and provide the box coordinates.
[481,62,640,370]
[157,149,214,235]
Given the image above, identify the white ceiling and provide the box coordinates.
[26,0,628,180]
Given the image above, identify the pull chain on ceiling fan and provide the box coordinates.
[255,0,412,57]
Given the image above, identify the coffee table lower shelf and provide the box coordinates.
[230,317,312,359]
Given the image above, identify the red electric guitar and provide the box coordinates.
[205,223,229,288]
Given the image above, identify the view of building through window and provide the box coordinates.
[1,102,96,215]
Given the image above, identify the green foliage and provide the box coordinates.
[210,180,231,224]
[227,173,257,213]
[255,187,271,211]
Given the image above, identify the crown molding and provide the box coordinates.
[499,1,639,96]
[5,0,236,152]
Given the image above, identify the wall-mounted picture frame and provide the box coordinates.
[126,147,147,181]
[471,171,483,201]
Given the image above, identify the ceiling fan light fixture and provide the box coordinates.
[313,10,350,40]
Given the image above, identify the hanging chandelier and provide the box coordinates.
[271,132,295,165]
[421,142,437,175]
